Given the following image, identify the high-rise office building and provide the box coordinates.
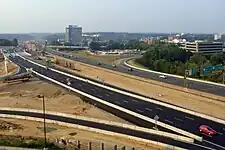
[65,25,82,46]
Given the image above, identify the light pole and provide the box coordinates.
[37,94,47,149]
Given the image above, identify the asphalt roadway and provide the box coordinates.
[47,50,225,97]
[9,55,225,150]
[0,110,204,150]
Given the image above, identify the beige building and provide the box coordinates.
[184,41,224,53]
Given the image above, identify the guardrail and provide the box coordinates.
[124,59,225,88]
[14,54,202,142]
[0,114,186,150]
[0,107,193,143]
[17,53,225,127]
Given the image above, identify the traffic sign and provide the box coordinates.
[203,64,223,74]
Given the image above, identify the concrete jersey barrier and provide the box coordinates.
[124,59,225,88]
[21,65,202,141]
[17,53,225,126]
[0,107,193,143]
[16,54,203,141]
[0,114,186,150]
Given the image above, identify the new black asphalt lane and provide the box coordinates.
[0,110,201,150]
[11,56,225,149]
[48,50,225,97]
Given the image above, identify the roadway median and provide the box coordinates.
[14,55,203,142]
[20,53,225,126]
[0,107,193,144]
[0,111,187,150]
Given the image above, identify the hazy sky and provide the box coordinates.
[0,0,224,33]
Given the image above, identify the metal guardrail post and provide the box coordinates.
[77,140,81,149]
[100,143,104,150]
[114,145,118,150]
[88,142,92,150]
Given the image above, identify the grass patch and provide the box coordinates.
[72,50,131,64]
[127,59,148,69]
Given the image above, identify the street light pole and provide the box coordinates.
[38,95,47,149]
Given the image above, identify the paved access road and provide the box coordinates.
[0,110,203,150]
[10,55,225,150]
[47,50,225,97]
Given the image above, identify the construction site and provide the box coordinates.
[0,53,157,149]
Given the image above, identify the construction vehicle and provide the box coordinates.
[3,72,32,83]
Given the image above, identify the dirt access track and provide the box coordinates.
[0,80,156,150]
[49,53,225,120]
[0,118,157,150]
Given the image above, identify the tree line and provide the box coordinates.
[89,40,155,51]
[0,38,18,46]
[136,44,225,83]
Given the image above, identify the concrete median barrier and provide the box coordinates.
[28,69,202,141]
[15,54,204,141]
[17,54,225,126]
[124,59,225,88]
[0,114,186,150]
[0,107,193,143]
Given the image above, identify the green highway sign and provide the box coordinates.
[203,64,223,74]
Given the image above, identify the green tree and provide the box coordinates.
[89,42,101,50]
[12,38,18,46]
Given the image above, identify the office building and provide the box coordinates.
[185,41,224,53]
[65,25,82,46]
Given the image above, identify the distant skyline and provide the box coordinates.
[0,0,224,33]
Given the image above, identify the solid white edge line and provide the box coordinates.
[0,107,194,143]
[16,53,203,141]
[124,59,225,88]
[0,114,186,150]
[17,53,225,126]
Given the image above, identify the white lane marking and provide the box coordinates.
[204,140,225,150]
[132,99,138,103]
[174,117,183,122]
[185,116,195,120]
[115,101,121,105]
[90,89,95,92]
[217,132,223,135]
[189,142,216,150]
[96,95,102,98]
[165,119,173,124]
[105,93,110,97]
[108,91,113,95]
[145,108,152,111]
[136,109,144,113]
[123,100,128,103]
[156,107,163,111]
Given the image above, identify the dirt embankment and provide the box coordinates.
[50,54,225,120]
[0,60,18,77]
[0,79,129,124]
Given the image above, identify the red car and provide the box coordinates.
[199,125,217,135]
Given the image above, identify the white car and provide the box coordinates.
[159,75,167,79]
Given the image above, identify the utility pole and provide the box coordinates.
[37,95,47,149]
[223,66,225,84]
[184,69,189,88]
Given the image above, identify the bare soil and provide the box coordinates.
[0,118,158,150]
[0,79,129,124]
[51,55,225,120]
[0,61,18,76]
[64,50,131,64]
